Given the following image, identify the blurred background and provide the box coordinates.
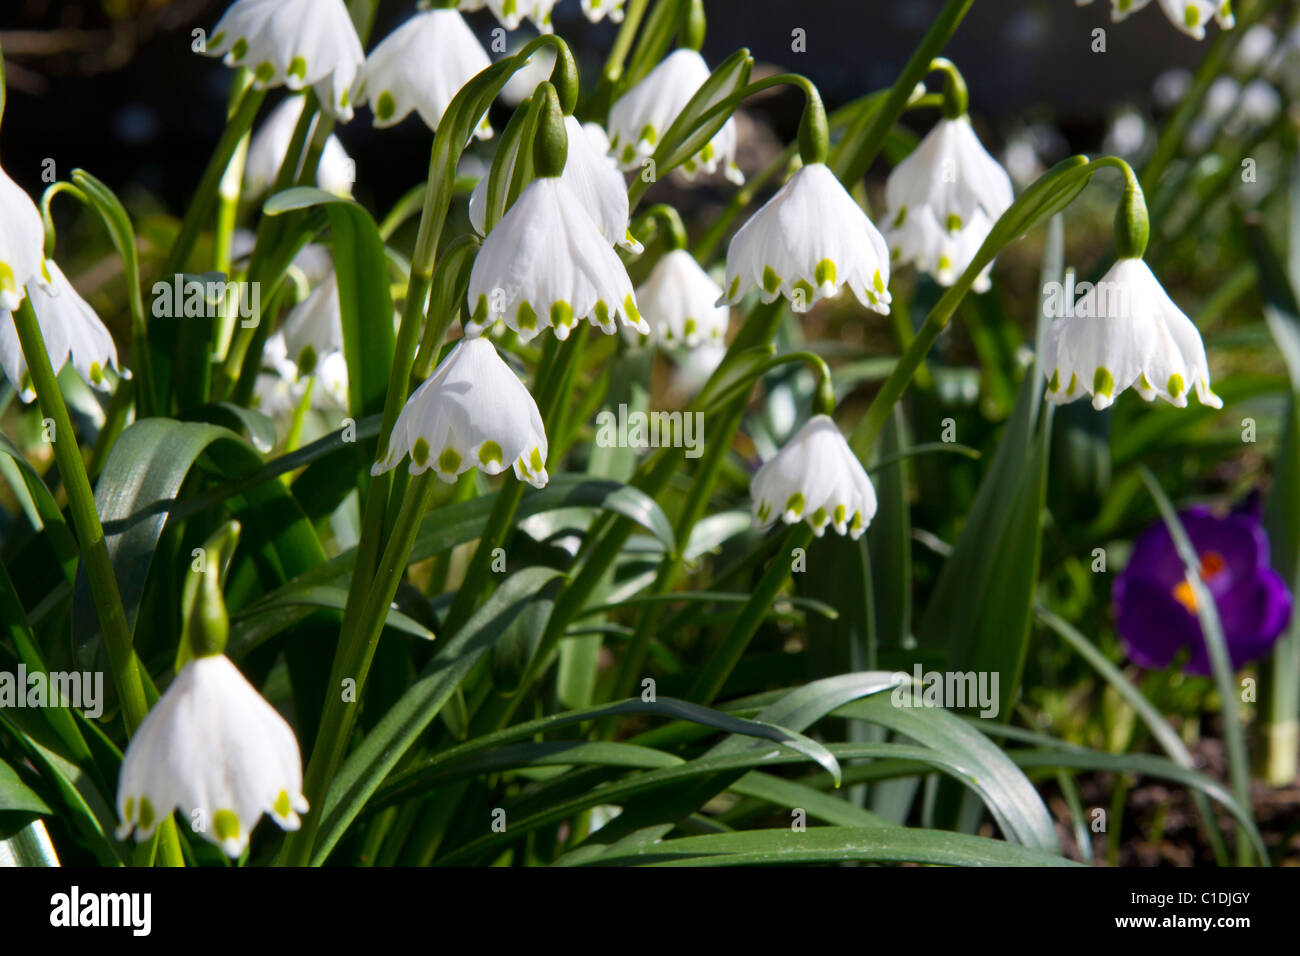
[0,0,1250,211]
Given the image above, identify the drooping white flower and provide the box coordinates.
[264,272,350,409]
[888,206,996,293]
[466,176,647,342]
[243,96,355,199]
[669,341,727,402]
[358,10,492,138]
[719,162,891,314]
[115,654,308,859]
[203,0,365,121]
[0,260,127,403]
[751,414,878,539]
[469,117,640,253]
[1075,0,1233,40]
[1232,22,1277,72]
[1041,258,1222,411]
[581,0,626,23]
[0,166,45,312]
[635,249,729,348]
[455,0,557,33]
[884,115,1013,291]
[372,336,549,486]
[500,45,556,106]
[607,49,744,185]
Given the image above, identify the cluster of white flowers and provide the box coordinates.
[1075,0,1234,40]
[0,0,1243,855]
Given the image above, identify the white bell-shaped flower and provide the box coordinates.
[582,0,626,23]
[243,96,355,199]
[1075,0,1233,39]
[264,272,350,410]
[466,176,647,342]
[0,167,45,312]
[635,249,729,348]
[115,654,308,859]
[203,0,365,121]
[469,117,640,253]
[1041,257,1222,411]
[455,0,557,33]
[607,49,744,185]
[359,10,492,138]
[889,205,996,293]
[0,260,127,403]
[719,162,891,314]
[372,336,549,486]
[751,414,878,539]
[884,115,1012,291]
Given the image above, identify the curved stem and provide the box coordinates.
[832,0,974,184]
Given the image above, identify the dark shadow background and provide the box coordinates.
[0,0,1217,213]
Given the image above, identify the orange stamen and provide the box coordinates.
[1171,550,1226,614]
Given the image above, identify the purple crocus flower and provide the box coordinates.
[1113,503,1293,676]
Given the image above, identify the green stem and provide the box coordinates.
[1137,466,1260,866]
[281,471,439,866]
[688,524,814,704]
[11,300,147,730]
[11,299,187,868]
[1140,0,1278,193]
[161,82,265,277]
[831,0,974,183]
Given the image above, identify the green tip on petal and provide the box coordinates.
[438,447,462,474]
[551,301,575,330]
[274,790,293,818]
[814,259,836,287]
[946,213,963,233]
[254,61,275,83]
[784,492,805,518]
[376,91,396,122]
[288,56,307,81]
[529,446,545,473]
[517,301,538,330]
[412,437,430,467]
[622,294,641,323]
[214,809,241,842]
[1093,366,1114,398]
[479,441,503,467]
[762,266,782,295]
[1048,369,1059,392]
[138,797,155,831]
[1167,373,1185,399]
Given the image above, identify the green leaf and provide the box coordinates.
[374,695,845,812]
[246,474,676,612]
[228,584,434,660]
[1246,215,1300,786]
[311,567,566,864]
[0,433,78,582]
[0,757,51,815]
[264,188,396,420]
[917,225,1058,721]
[835,690,1061,852]
[72,418,324,710]
[577,825,1079,867]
